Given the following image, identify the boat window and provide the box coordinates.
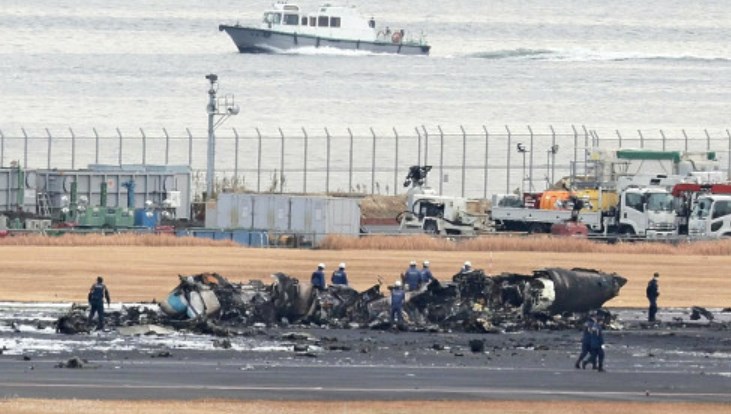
[263,12,282,24]
[318,16,329,27]
[301,16,307,25]
[330,17,341,28]
[283,13,299,25]
[309,16,316,26]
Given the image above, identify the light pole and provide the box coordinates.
[205,74,239,200]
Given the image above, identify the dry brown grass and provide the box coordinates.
[1,399,729,414]
[0,233,237,247]
[321,234,731,255]
[0,246,729,307]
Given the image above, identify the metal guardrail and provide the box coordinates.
[1,125,729,199]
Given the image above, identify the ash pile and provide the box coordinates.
[56,268,627,335]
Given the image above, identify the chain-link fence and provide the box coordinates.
[1,126,729,198]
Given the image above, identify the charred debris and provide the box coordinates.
[56,267,629,336]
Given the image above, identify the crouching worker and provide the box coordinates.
[390,280,406,327]
[88,276,111,331]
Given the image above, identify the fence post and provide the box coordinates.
[460,125,467,198]
[582,125,589,178]
[370,127,377,194]
[70,127,76,169]
[186,128,193,166]
[638,129,644,148]
[528,125,534,193]
[348,128,353,192]
[325,127,331,194]
[140,128,146,166]
[660,130,667,151]
[117,128,123,166]
[482,126,489,199]
[727,129,731,181]
[506,125,512,194]
[422,125,429,166]
[393,127,399,196]
[279,128,285,194]
[0,129,4,167]
[22,128,28,168]
[616,130,622,148]
[438,125,444,195]
[550,125,556,185]
[233,127,240,178]
[705,129,711,151]
[163,128,170,165]
[256,128,262,193]
[571,125,578,178]
[302,127,308,194]
[415,126,421,166]
[46,128,53,169]
[93,128,100,165]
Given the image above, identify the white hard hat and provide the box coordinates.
[394,280,402,287]
[339,262,346,269]
[318,263,325,269]
[464,261,472,267]
[423,260,430,267]
[410,260,416,266]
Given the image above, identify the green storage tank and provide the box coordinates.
[105,207,135,228]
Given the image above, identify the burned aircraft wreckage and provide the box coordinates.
[56,267,627,335]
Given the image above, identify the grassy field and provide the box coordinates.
[0,244,729,307]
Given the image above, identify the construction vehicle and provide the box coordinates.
[398,165,490,236]
[491,185,677,239]
[672,183,731,235]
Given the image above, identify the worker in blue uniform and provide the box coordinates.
[390,280,406,325]
[403,260,422,291]
[583,316,605,372]
[420,260,435,286]
[331,263,348,286]
[574,314,595,369]
[88,276,111,331]
[311,263,326,290]
[646,272,660,322]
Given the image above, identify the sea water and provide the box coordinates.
[0,0,729,195]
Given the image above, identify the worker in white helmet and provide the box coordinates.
[461,261,473,273]
[311,263,326,290]
[403,260,421,291]
[420,260,435,285]
[390,280,406,325]
[331,262,349,286]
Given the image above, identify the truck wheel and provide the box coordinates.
[528,223,545,234]
[424,221,438,235]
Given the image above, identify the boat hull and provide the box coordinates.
[219,25,430,56]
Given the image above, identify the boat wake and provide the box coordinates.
[467,48,731,63]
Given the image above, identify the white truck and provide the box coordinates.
[398,165,490,236]
[491,186,677,239]
[687,194,731,239]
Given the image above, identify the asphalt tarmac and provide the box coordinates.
[1,307,730,402]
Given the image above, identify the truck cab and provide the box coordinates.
[618,187,676,238]
[688,195,731,239]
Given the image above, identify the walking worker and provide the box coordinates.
[574,314,595,369]
[88,276,111,331]
[403,260,422,291]
[331,262,348,286]
[583,315,605,372]
[311,263,326,290]
[390,280,406,325]
[420,260,435,285]
[646,272,660,322]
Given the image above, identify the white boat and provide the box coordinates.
[219,2,431,56]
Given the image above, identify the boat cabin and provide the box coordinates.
[260,2,396,42]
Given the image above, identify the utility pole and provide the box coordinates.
[205,74,239,200]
